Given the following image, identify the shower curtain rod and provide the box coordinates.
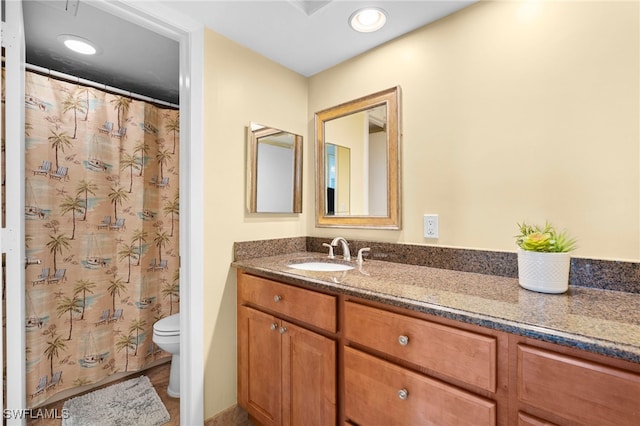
[25,63,179,109]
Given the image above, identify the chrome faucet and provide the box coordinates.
[357,247,371,265]
[330,237,351,261]
[322,243,335,259]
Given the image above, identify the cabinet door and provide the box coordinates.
[238,306,282,426]
[517,344,640,426]
[281,321,336,426]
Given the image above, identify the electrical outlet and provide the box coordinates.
[423,214,439,238]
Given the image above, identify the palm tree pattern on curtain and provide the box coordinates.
[23,71,179,407]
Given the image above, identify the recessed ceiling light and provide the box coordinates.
[349,7,387,33]
[57,34,100,55]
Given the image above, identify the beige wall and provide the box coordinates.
[202,29,308,418]
[308,0,639,261]
[202,0,639,419]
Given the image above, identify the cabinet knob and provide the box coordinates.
[398,335,409,346]
[274,295,282,303]
[279,326,287,334]
[397,388,409,400]
[270,323,278,331]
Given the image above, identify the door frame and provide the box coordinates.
[3,1,27,423]
[2,1,204,424]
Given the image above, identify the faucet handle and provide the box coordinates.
[357,247,371,264]
[322,243,335,259]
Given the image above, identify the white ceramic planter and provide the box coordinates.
[517,248,571,294]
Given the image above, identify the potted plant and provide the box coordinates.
[515,221,577,294]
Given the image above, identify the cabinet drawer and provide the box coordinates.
[517,344,640,426]
[238,273,336,332]
[344,301,496,392]
[344,347,496,426]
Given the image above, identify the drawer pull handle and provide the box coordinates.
[398,335,409,346]
[270,323,278,331]
[279,326,287,334]
[274,295,282,303]
[397,388,409,400]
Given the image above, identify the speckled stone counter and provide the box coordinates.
[233,251,640,365]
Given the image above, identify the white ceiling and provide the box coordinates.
[172,0,476,76]
[23,0,476,105]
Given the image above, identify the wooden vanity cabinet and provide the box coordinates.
[237,272,337,426]
[511,337,640,426]
[237,270,640,426]
[343,300,500,426]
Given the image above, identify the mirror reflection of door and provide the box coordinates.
[324,105,387,216]
[326,143,350,215]
[368,106,388,216]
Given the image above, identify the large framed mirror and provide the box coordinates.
[315,86,401,228]
[247,123,303,213]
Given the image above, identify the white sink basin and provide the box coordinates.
[287,261,354,272]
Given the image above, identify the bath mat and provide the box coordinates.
[62,375,170,426]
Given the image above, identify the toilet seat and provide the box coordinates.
[153,329,179,337]
[153,313,180,336]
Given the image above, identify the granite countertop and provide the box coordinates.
[233,251,640,364]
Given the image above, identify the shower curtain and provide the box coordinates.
[23,71,179,407]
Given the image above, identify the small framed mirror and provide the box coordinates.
[315,86,401,228]
[247,123,303,213]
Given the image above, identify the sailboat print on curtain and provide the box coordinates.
[138,187,157,220]
[84,133,110,173]
[78,331,109,368]
[25,178,47,219]
[135,276,157,309]
[26,291,49,329]
[82,233,109,269]
[24,70,179,407]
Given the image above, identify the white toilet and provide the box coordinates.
[152,313,180,398]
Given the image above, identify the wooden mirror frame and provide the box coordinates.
[315,86,401,229]
[247,124,303,213]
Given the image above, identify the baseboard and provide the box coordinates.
[204,404,252,426]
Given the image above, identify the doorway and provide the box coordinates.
[1,1,203,424]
